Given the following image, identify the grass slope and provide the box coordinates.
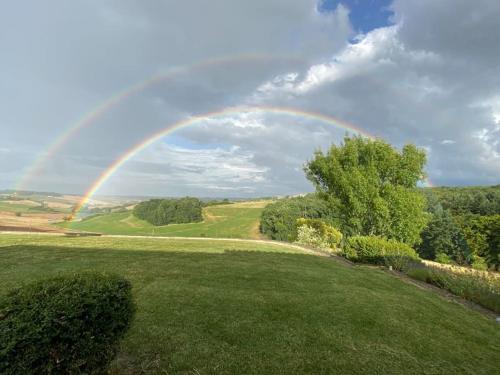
[1,234,499,374]
[59,201,267,239]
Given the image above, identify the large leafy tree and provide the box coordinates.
[418,209,471,264]
[304,135,428,246]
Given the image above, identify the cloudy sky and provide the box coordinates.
[1,0,499,197]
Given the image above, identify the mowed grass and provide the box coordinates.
[59,201,268,239]
[1,234,499,374]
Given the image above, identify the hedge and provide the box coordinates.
[0,272,135,374]
[343,236,419,269]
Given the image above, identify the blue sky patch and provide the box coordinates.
[319,0,394,34]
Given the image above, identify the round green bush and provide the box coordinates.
[0,272,135,374]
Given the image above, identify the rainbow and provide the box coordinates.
[15,54,302,191]
[71,105,435,218]
[71,105,403,217]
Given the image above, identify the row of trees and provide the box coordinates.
[133,197,203,226]
[422,185,500,216]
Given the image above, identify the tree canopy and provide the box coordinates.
[304,135,428,246]
[133,197,203,226]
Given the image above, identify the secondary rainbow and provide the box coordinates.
[70,106,377,217]
[16,53,301,191]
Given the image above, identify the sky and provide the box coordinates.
[1,0,499,197]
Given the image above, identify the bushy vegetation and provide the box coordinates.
[343,236,419,270]
[422,185,500,215]
[421,188,500,270]
[406,264,500,313]
[0,272,134,374]
[260,194,335,241]
[418,209,471,265]
[202,198,232,207]
[305,135,428,246]
[295,218,342,252]
[133,197,203,226]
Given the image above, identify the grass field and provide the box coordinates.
[1,234,499,374]
[59,201,269,239]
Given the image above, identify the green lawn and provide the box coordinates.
[1,234,499,374]
[59,202,266,239]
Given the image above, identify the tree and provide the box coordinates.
[260,194,335,241]
[418,209,470,264]
[304,135,428,246]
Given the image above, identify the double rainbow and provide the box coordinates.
[16,53,302,191]
[70,105,379,217]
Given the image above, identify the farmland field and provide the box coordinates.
[59,201,269,239]
[1,234,499,374]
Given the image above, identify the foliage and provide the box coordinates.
[454,214,500,270]
[406,264,500,313]
[343,236,419,269]
[305,135,428,246]
[133,197,203,226]
[471,256,488,271]
[295,225,330,251]
[296,218,342,250]
[422,185,500,216]
[435,252,454,264]
[418,209,470,265]
[260,194,335,241]
[0,272,134,374]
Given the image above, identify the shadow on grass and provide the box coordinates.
[1,244,500,374]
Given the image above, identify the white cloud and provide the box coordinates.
[2,0,500,194]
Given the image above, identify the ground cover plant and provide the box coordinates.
[405,262,500,314]
[0,234,499,374]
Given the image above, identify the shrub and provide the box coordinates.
[343,236,419,269]
[471,256,488,271]
[296,218,342,250]
[0,272,135,374]
[133,197,203,226]
[295,225,330,250]
[405,265,500,313]
[260,194,335,241]
[435,252,454,265]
